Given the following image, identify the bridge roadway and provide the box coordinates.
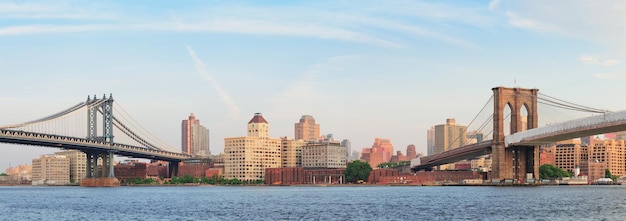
[505,110,626,146]
[414,110,626,171]
[413,141,492,171]
[0,129,191,162]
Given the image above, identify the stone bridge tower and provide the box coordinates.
[492,87,540,181]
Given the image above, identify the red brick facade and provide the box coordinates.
[370,170,487,185]
[265,168,345,185]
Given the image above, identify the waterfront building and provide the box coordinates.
[55,150,87,184]
[5,164,32,184]
[470,156,492,172]
[281,137,307,168]
[539,147,556,166]
[294,115,320,141]
[181,113,210,156]
[553,140,588,173]
[302,140,347,169]
[32,155,70,185]
[224,113,281,182]
[589,139,625,177]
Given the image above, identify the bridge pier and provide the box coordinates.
[80,150,120,187]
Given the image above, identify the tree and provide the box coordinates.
[605,169,619,181]
[0,173,8,176]
[539,164,571,179]
[344,160,372,183]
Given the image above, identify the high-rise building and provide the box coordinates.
[406,144,417,159]
[553,139,588,173]
[32,155,70,186]
[589,139,625,177]
[181,113,210,156]
[360,138,394,168]
[281,137,307,168]
[302,140,347,169]
[466,131,485,145]
[294,115,320,141]
[427,127,435,156]
[55,150,87,184]
[433,118,467,154]
[341,139,352,159]
[224,113,282,182]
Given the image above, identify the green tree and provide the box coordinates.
[539,164,571,179]
[0,173,9,176]
[605,169,619,181]
[344,160,372,183]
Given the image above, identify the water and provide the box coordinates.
[1,185,626,220]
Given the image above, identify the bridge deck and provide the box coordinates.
[506,110,626,146]
[413,141,491,171]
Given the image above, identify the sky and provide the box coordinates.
[2,0,626,172]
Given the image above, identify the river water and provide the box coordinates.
[1,185,625,220]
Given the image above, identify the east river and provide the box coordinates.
[2,185,626,220]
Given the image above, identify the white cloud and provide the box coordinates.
[0,1,113,20]
[0,1,492,49]
[186,46,240,118]
[580,55,599,64]
[602,60,620,66]
[579,55,620,66]
[593,71,626,80]
[501,1,626,52]
[488,0,500,10]
[506,11,560,32]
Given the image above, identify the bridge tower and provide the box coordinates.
[492,87,540,181]
[82,94,119,186]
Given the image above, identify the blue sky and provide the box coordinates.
[1,0,626,171]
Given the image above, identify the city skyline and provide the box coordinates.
[2,0,626,172]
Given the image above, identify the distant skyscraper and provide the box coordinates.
[181,113,210,156]
[294,115,320,141]
[433,118,466,155]
[341,139,352,159]
[427,127,435,156]
[406,144,417,159]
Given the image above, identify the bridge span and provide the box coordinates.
[0,94,199,186]
[413,87,625,181]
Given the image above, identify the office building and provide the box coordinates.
[294,115,320,141]
[224,113,281,182]
[32,155,70,186]
[55,150,87,184]
[281,137,307,168]
[302,140,347,169]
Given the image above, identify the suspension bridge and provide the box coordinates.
[0,94,193,186]
[414,87,626,181]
